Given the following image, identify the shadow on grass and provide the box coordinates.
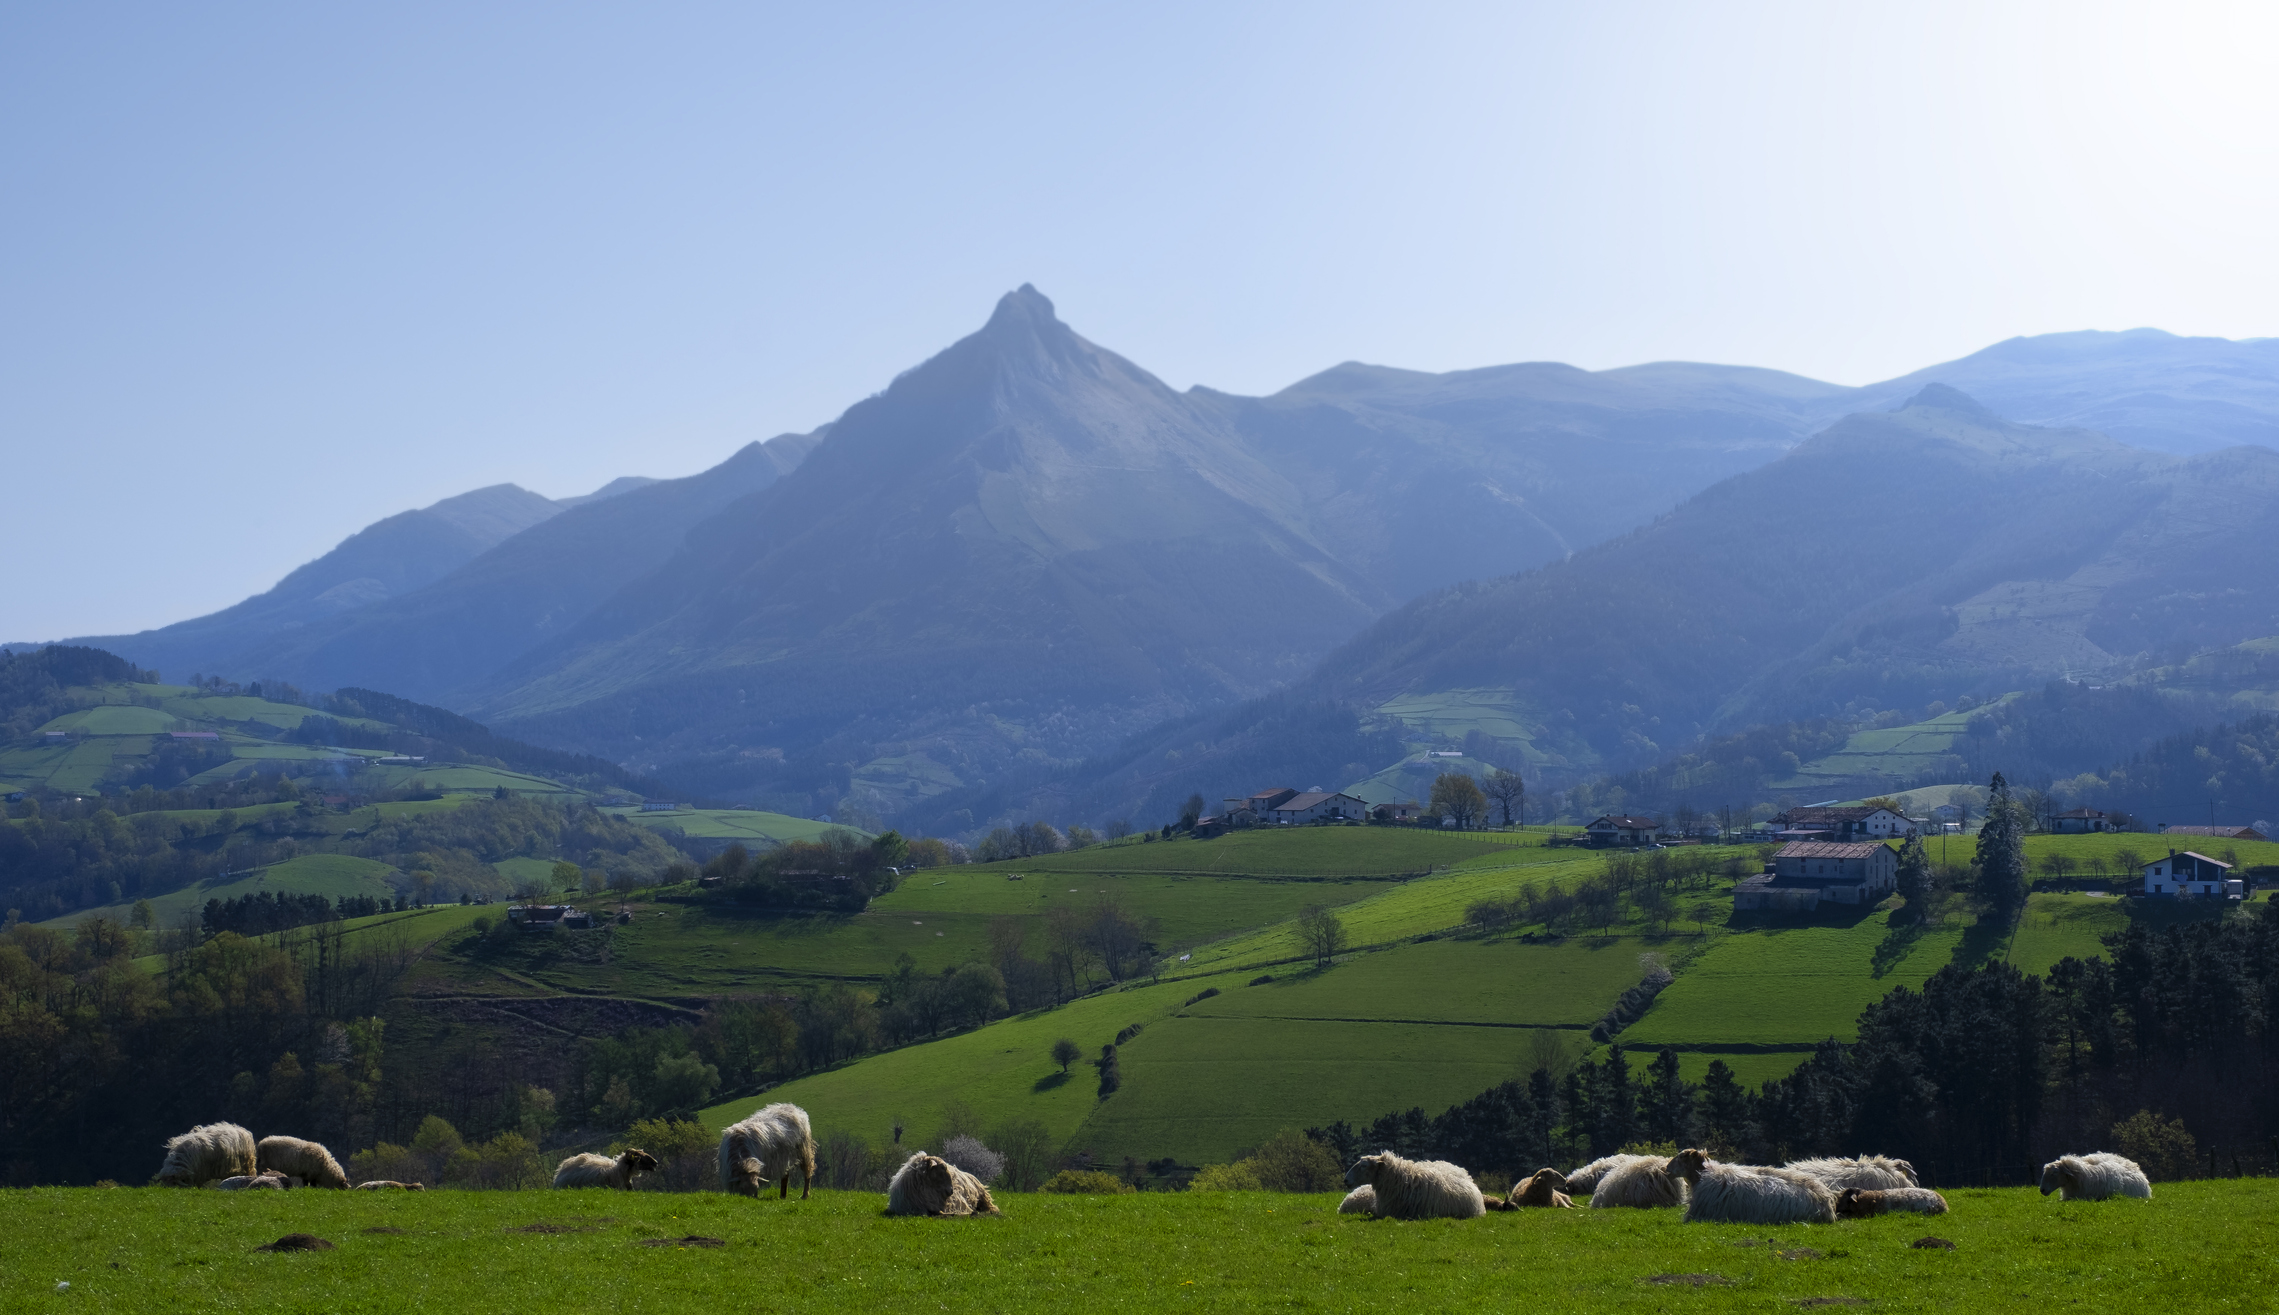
[1031,1071,1071,1094]
[1870,917,1925,978]
[1951,913,2013,970]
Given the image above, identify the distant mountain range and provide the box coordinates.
[29,290,2279,829]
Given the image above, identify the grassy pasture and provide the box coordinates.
[607,807,863,844]
[35,704,182,734]
[1185,937,1656,1028]
[981,827,1529,878]
[3,1181,2266,1315]
[40,854,404,930]
[2019,830,2279,875]
[875,870,1386,950]
[2005,893,2130,974]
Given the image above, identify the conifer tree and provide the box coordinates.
[1894,834,1932,922]
[1975,772,2029,918]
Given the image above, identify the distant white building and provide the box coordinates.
[1583,815,1659,847]
[1269,791,1369,824]
[1734,840,1898,910]
[2142,850,2239,898]
[2052,807,2113,834]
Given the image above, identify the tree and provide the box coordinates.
[1689,900,1721,937]
[1295,904,1348,967]
[1050,1037,1081,1074]
[1430,773,1487,830]
[1976,773,2029,918]
[1179,794,1206,830]
[551,860,583,893]
[1483,767,1526,829]
[2039,852,2077,881]
[1894,835,1931,922]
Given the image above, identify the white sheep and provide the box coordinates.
[1835,1186,1949,1218]
[1505,1168,1573,1209]
[257,1135,350,1190]
[1668,1148,1836,1225]
[718,1102,817,1200]
[1337,1185,1377,1214]
[553,1147,660,1190]
[885,1152,1000,1216]
[156,1122,257,1187]
[215,1173,297,1190]
[352,1180,425,1190]
[1589,1155,1686,1209]
[2039,1152,2152,1201]
[1562,1153,1659,1195]
[1342,1151,1487,1221]
[1785,1154,1919,1191]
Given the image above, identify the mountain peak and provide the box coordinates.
[1899,382,2002,422]
[984,283,1059,334]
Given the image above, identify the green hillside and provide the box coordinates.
[41,853,404,929]
[606,806,859,844]
[1768,702,2008,792]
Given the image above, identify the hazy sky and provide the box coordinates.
[7,2,2277,640]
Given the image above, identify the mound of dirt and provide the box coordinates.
[255,1234,334,1252]
[639,1236,725,1249]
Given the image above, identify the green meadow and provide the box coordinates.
[40,854,405,930]
[604,806,859,844]
[3,1181,2266,1315]
[975,826,1530,878]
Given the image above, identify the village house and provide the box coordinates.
[1734,840,1898,910]
[1268,791,1369,824]
[1372,801,1423,823]
[2158,823,2268,841]
[1224,787,1298,817]
[2051,807,2113,834]
[1770,805,1918,840]
[1583,815,1659,847]
[2141,850,2240,898]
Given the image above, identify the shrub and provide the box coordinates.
[1040,1169,1135,1194]
[616,1116,713,1191]
[1248,974,1274,986]
[1183,987,1220,1007]
[941,1133,1004,1185]
[990,1119,1057,1191]
[2112,1108,2198,1181]
[1241,1129,1344,1192]
[348,1141,423,1186]
[1114,1022,1144,1045]
[1186,1162,1263,1191]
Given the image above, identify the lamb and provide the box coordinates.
[553,1147,661,1190]
[1562,1153,1659,1195]
[1338,1185,1377,1214]
[885,1152,1000,1216]
[1786,1154,1919,1191]
[156,1122,257,1187]
[257,1135,351,1190]
[1835,1186,1949,1218]
[1589,1155,1686,1209]
[2039,1152,2152,1201]
[1342,1151,1487,1221]
[1668,1148,1837,1225]
[1505,1168,1573,1208]
[215,1173,297,1190]
[718,1102,817,1200]
[353,1180,425,1190]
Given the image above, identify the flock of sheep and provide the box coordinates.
[1335,1147,2154,1223]
[151,1109,2155,1226]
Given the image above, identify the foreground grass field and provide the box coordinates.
[4,1182,2268,1314]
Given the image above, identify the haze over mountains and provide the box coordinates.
[31,288,2279,829]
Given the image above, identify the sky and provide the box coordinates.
[6,1,2278,640]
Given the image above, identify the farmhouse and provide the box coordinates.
[2158,823,2268,841]
[1583,815,1659,847]
[1770,805,1917,840]
[508,903,596,929]
[1372,802,1422,823]
[2142,850,2239,898]
[1269,791,1369,824]
[2052,807,2113,834]
[640,800,684,812]
[1734,840,1898,910]
[1224,787,1299,816]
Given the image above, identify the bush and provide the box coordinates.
[1114,1022,1144,1045]
[990,1119,1057,1191]
[1039,1169,1135,1194]
[941,1133,1004,1185]
[2112,1108,2198,1181]
[348,1141,423,1186]
[1241,1129,1345,1192]
[616,1116,714,1191]
[1183,987,1220,1007]
[1186,1162,1263,1191]
[1248,974,1274,986]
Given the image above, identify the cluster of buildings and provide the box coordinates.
[1197,787,1374,834]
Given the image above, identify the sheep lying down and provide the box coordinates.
[1342,1152,1487,1221]
[2039,1153,2152,1201]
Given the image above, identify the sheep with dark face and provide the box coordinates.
[156,1123,257,1187]
[258,1135,350,1190]
[1835,1186,1949,1217]
[553,1148,660,1190]
[718,1102,817,1200]
[885,1152,999,1216]
[2039,1153,2151,1201]
[1667,1148,1836,1225]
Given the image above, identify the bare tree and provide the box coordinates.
[1484,768,1526,829]
[1295,904,1348,967]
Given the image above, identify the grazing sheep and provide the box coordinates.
[353,1180,425,1190]
[257,1135,351,1190]
[215,1174,297,1190]
[885,1152,1000,1217]
[1338,1185,1376,1215]
[553,1148,660,1190]
[717,1102,817,1200]
[1505,1168,1573,1209]
[2039,1153,2152,1201]
[1786,1154,1919,1191]
[156,1123,257,1187]
[1589,1155,1686,1209]
[1342,1151,1487,1221]
[1835,1186,1950,1218]
[1668,1149,1837,1225]
[1562,1153,1658,1195]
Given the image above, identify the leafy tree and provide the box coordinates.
[1894,835,1931,923]
[1429,773,1486,830]
[2039,851,2077,881]
[1483,768,1526,828]
[550,860,583,893]
[1179,794,1206,830]
[1050,1037,1081,1074]
[1295,904,1348,967]
[1975,772,2029,917]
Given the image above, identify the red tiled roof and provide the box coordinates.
[1775,841,1888,859]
